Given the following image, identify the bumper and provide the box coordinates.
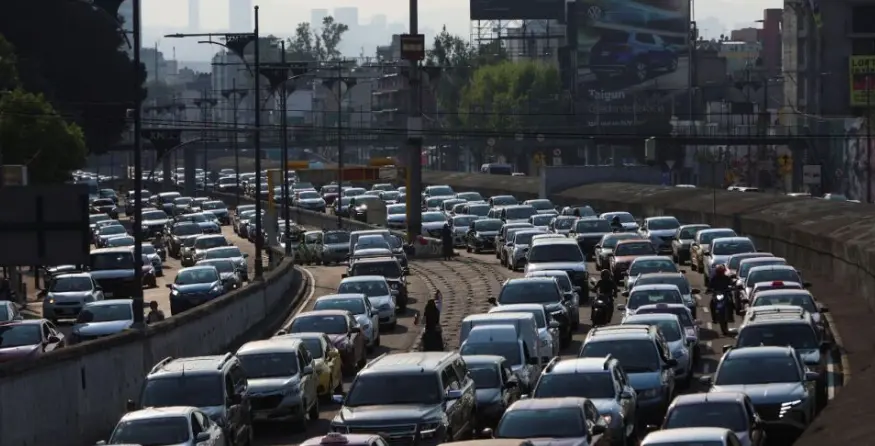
[469,239,495,250]
[250,395,306,422]
[43,303,84,319]
[378,308,397,324]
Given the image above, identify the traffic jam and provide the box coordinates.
[48,170,836,446]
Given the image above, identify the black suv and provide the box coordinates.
[330,351,477,442]
[129,353,253,446]
[345,256,409,311]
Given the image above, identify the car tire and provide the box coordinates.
[668,57,679,72]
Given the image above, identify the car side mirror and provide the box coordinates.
[302,365,314,375]
[722,344,733,353]
[165,284,173,289]
[591,424,606,435]
[243,253,250,258]
[818,304,829,313]
[479,428,494,439]
[125,399,137,412]
[487,297,497,306]
[46,335,61,344]
[805,371,819,381]
[196,432,211,442]
[617,304,626,311]
[445,389,463,400]
[619,390,633,399]
[698,375,713,385]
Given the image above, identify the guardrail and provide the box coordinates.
[418,170,873,445]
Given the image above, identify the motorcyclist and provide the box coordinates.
[709,264,735,324]
[592,270,618,323]
[610,215,623,232]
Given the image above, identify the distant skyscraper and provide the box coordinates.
[334,7,359,27]
[228,0,252,31]
[188,0,200,30]
[311,9,329,27]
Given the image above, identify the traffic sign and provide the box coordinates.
[553,148,562,156]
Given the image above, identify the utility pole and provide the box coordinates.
[232,78,242,206]
[868,74,872,203]
[279,41,291,255]
[131,0,145,327]
[253,6,264,278]
[404,1,424,243]
[336,61,345,229]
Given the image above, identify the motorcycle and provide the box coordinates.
[714,293,729,335]
[591,296,611,327]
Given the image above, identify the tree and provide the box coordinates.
[458,60,565,134]
[285,16,348,62]
[0,0,146,153]
[0,34,18,90]
[317,16,348,61]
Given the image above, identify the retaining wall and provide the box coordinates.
[0,249,302,446]
[422,171,875,445]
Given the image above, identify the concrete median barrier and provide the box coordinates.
[0,248,303,446]
[421,171,875,445]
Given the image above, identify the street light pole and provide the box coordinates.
[131,0,145,327]
[405,0,424,243]
[279,42,292,256]
[252,6,264,278]
[336,62,344,229]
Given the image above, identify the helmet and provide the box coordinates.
[600,269,612,280]
[715,264,727,276]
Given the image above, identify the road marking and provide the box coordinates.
[826,354,836,400]
[290,267,316,320]
[824,311,851,385]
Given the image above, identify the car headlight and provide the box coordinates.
[419,420,444,436]
[639,388,661,399]
[779,400,802,417]
[210,285,222,294]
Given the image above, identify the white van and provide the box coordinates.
[459,312,541,359]
[489,304,560,359]
[460,324,541,393]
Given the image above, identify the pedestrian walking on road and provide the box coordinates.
[441,223,454,260]
[416,297,444,351]
[146,300,165,324]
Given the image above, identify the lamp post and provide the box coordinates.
[164,6,264,279]
[193,92,217,195]
[130,0,145,327]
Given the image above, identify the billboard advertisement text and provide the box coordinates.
[572,0,690,134]
[470,0,566,21]
[850,56,875,107]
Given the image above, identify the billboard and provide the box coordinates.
[571,0,690,134]
[470,0,566,20]
[850,56,875,107]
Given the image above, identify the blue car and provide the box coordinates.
[167,265,226,315]
[590,29,679,83]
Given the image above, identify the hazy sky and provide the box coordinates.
[142,0,784,35]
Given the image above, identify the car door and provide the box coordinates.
[194,411,218,445]
[348,315,365,362]
[298,347,317,405]
[453,359,477,432]
[583,400,608,445]
[363,297,379,330]
[441,366,464,439]
[227,364,249,444]
[743,396,764,445]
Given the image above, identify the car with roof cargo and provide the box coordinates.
[747,289,829,338]
[465,218,503,253]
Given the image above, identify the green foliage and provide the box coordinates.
[0,89,87,183]
[287,16,349,62]
[458,61,565,133]
[0,34,18,90]
[0,0,146,153]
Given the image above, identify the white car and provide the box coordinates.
[99,406,226,446]
[313,293,380,350]
[528,214,555,232]
[337,275,397,328]
[450,215,480,246]
[619,284,684,320]
[489,303,560,359]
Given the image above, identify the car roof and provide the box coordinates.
[739,257,784,264]
[179,266,217,273]
[509,397,587,410]
[341,275,388,283]
[698,228,734,234]
[725,345,795,359]
[460,354,505,367]
[350,257,397,264]
[548,357,613,374]
[54,272,91,279]
[636,272,684,279]
[150,355,231,376]
[362,351,457,375]
[84,299,132,308]
[645,216,677,221]
[121,406,195,421]
[526,270,570,278]
[237,338,304,355]
[531,238,576,246]
[91,247,133,254]
[616,239,651,245]
[630,256,674,262]
[752,281,802,289]
[295,309,351,318]
[754,289,814,298]
[712,236,751,243]
[643,427,731,443]
[747,264,796,271]
[624,313,681,325]
[629,284,681,291]
[671,392,746,406]
[588,325,656,341]
[505,277,556,285]
[636,303,689,311]
[489,303,546,313]
[317,293,367,301]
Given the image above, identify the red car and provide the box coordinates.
[0,319,65,363]
[285,310,366,375]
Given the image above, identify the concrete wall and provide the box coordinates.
[420,171,875,445]
[540,165,665,196]
[0,249,302,446]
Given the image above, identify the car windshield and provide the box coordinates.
[474,220,502,231]
[468,365,501,389]
[171,224,201,236]
[575,219,611,233]
[426,197,447,208]
[468,205,490,216]
[0,324,42,347]
[728,254,767,270]
[142,211,167,220]
[678,226,708,239]
[752,293,817,312]
[628,318,681,341]
[185,214,208,223]
[628,289,682,310]
[141,375,224,407]
[457,192,483,201]
[91,252,134,270]
[460,342,522,366]
[355,237,391,250]
[194,237,227,250]
[90,214,109,224]
[491,196,517,206]
[615,242,656,256]
[290,315,348,334]
[664,402,748,432]
[528,244,584,263]
[538,273,571,292]
[345,373,442,406]
[298,191,320,199]
[453,216,479,227]
[299,338,325,358]
[205,247,243,259]
[387,205,406,215]
[506,206,536,220]
[580,340,660,372]
[199,260,235,273]
[421,212,446,223]
[338,280,390,297]
[713,240,755,255]
[350,262,402,277]
[513,232,539,245]
[648,218,680,230]
[553,218,575,229]
[737,325,819,350]
[239,353,298,378]
[51,276,93,292]
[602,234,640,249]
[533,372,616,399]
[173,198,192,205]
[604,213,634,223]
[527,200,553,210]
[496,407,585,439]
[107,237,135,247]
[76,303,133,323]
[499,281,560,304]
[739,260,787,277]
[422,185,453,196]
[746,269,801,286]
[109,416,191,446]
[324,232,351,244]
[100,226,126,235]
[314,298,366,315]
[715,355,801,385]
[629,260,677,276]
[381,191,400,200]
[530,215,553,226]
[570,206,596,217]
[175,269,218,284]
[636,307,694,328]
[635,277,690,294]
[159,193,180,204]
[700,230,736,245]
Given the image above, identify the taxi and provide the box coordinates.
[275,331,344,397]
[301,433,388,446]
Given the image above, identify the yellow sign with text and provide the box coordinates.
[850,56,875,106]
